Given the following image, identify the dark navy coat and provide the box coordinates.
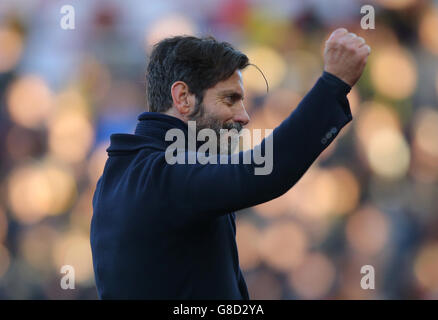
[90,71,352,299]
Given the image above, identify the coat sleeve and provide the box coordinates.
[148,72,352,224]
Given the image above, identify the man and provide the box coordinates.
[90,28,370,299]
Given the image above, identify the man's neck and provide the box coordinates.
[163,108,187,124]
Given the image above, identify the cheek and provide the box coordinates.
[217,108,234,124]
[205,100,233,121]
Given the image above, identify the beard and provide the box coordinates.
[188,100,243,155]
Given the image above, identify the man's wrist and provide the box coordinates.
[321,71,352,96]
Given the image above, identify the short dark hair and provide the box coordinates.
[146,35,249,113]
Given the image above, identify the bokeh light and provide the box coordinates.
[286,50,322,92]
[419,8,438,56]
[242,46,287,94]
[288,252,336,299]
[366,128,411,179]
[0,244,11,278]
[5,125,44,160]
[347,87,361,118]
[258,221,308,272]
[270,167,360,220]
[412,107,438,160]
[414,243,438,292]
[6,75,54,129]
[374,0,417,10]
[355,102,410,180]
[78,56,112,104]
[235,220,261,271]
[260,89,301,128]
[337,258,379,299]
[70,188,95,233]
[246,269,283,300]
[19,224,59,274]
[0,27,23,73]
[0,208,8,244]
[436,70,438,99]
[253,190,294,219]
[145,14,196,52]
[326,167,361,215]
[370,46,417,100]
[355,101,401,149]
[411,107,438,182]
[87,143,108,185]
[7,162,77,224]
[48,91,94,164]
[346,205,389,256]
[52,231,94,286]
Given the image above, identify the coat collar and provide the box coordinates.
[134,112,189,138]
[107,112,191,155]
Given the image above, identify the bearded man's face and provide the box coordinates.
[187,70,249,155]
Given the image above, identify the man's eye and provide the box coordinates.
[224,96,234,105]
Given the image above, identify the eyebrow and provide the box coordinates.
[218,90,244,101]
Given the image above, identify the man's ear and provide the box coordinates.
[171,81,194,116]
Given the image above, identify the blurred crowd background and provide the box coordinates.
[0,0,438,299]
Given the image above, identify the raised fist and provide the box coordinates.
[323,28,371,87]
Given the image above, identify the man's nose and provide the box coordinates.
[234,106,250,126]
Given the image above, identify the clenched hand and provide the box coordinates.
[324,28,371,87]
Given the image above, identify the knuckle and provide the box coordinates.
[346,43,356,52]
[334,28,348,35]
[338,39,348,47]
[360,50,370,59]
[328,40,340,48]
[363,45,371,54]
